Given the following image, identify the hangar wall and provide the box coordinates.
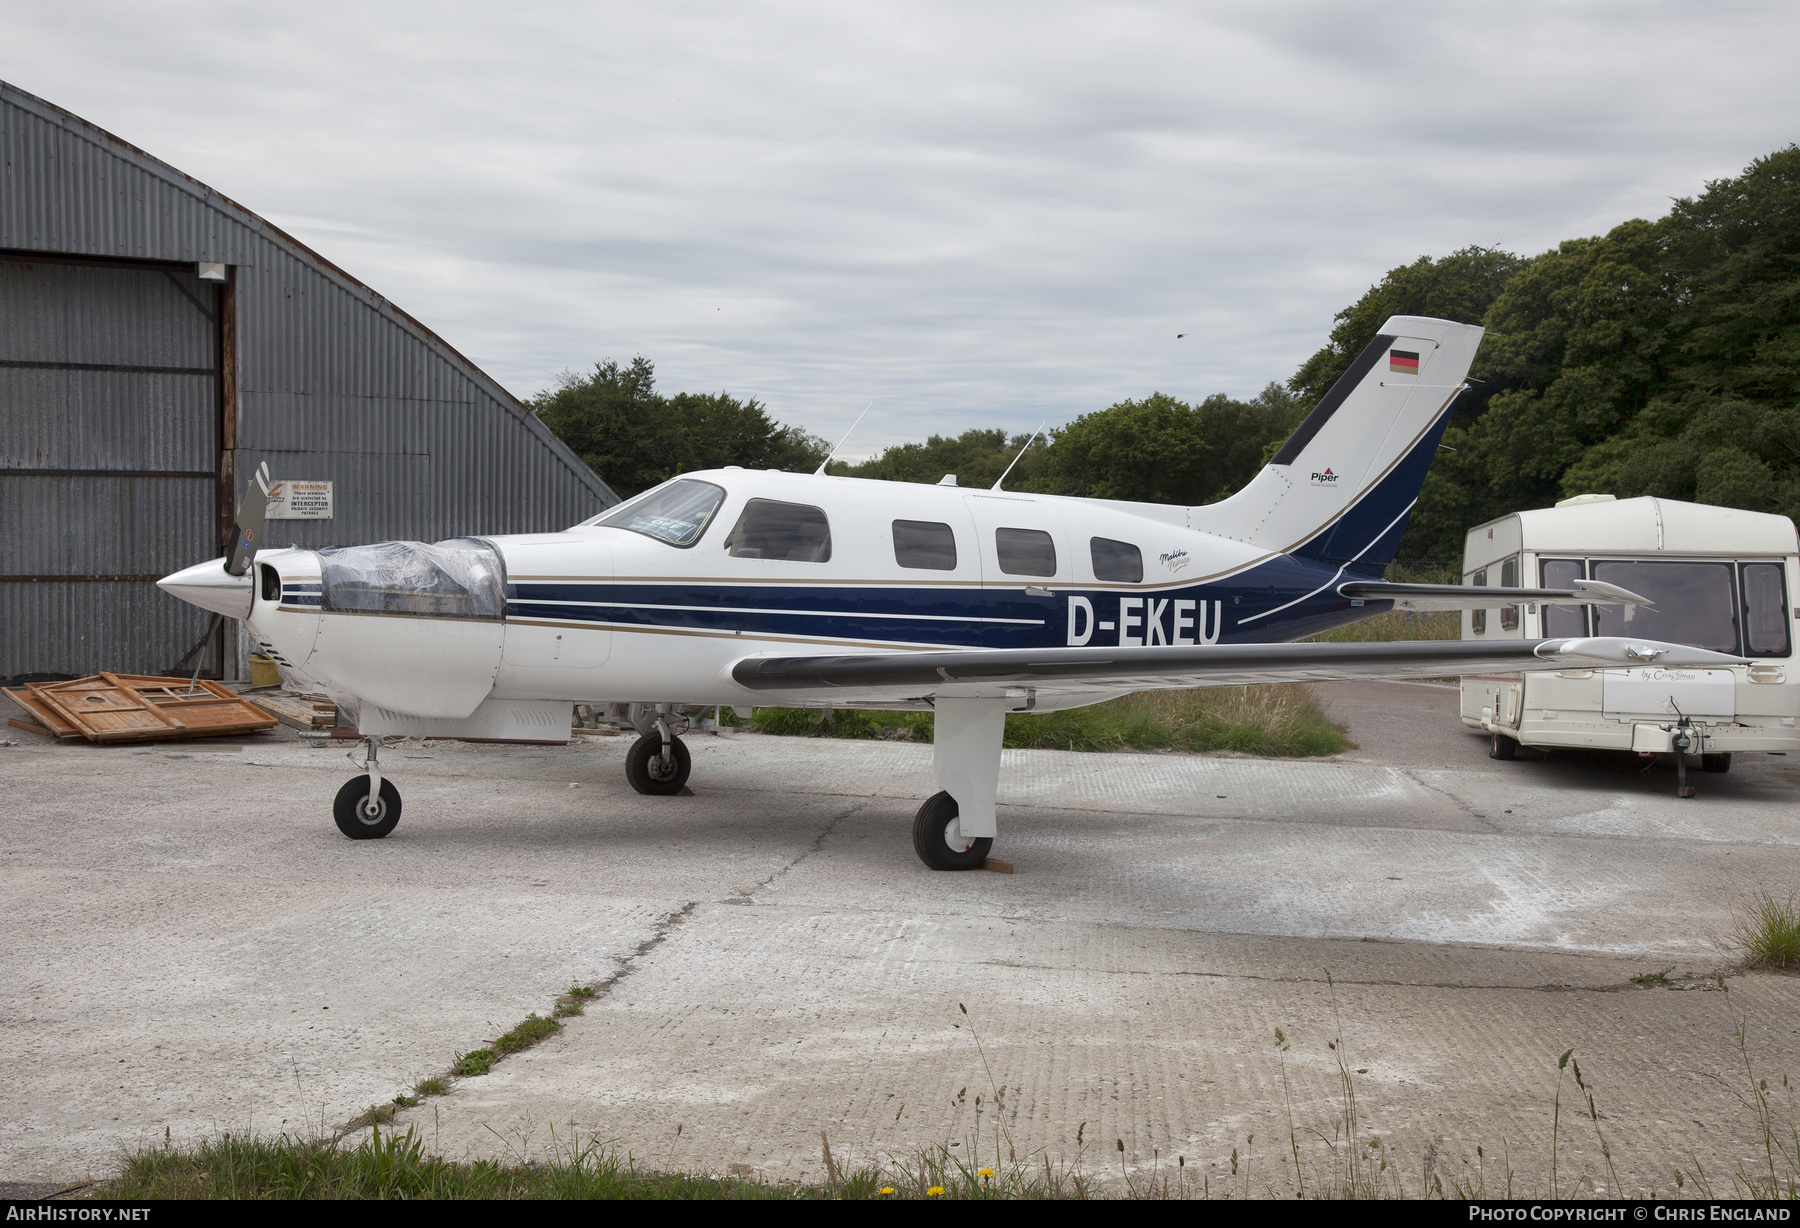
[0,81,619,680]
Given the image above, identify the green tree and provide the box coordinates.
[531,358,827,498]
[1289,246,1527,404]
[829,427,1049,490]
[1424,144,1800,551]
[1045,394,1211,503]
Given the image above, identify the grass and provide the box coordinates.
[1631,966,1676,985]
[494,1013,561,1055]
[1305,561,1463,645]
[1305,608,1461,643]
[100,1125,1076,1200]
[1732,892,1800,969]
[740,684,1351,759]
[452,1049,496,1077]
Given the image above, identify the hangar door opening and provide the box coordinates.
[0,253,225,681]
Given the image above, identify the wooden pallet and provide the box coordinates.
[249,691,338,732]
[3,674,277,742]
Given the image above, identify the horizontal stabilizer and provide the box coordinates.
[1336,578,1649,612]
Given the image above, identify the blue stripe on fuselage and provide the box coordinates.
[505,553,1391,650]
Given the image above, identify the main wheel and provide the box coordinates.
[1702,752,1732,773]
[911,790,992,871]
[1489,732,1517,760]
[626,733,692,795]
[333,775,401,839]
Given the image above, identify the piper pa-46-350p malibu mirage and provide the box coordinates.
[160,317,1741,869]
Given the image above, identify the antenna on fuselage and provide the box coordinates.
[814,402,873,475]
[991,421,1047,491]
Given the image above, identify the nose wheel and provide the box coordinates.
[334,736,401,839]
[334,775,401,838]
[912,791,992,871]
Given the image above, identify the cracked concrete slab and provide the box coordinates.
[5,681,1800,1194]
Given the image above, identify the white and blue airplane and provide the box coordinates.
[159,316,1736,869]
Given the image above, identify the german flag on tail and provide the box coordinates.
[1389,349,1420,375]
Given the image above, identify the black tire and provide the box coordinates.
[333,775,401,839]
[1702,752,1732,774]
[626,733,692,795]
[911,790,993,871]
[1489,732,1517,760]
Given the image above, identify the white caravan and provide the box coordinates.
[1461,494,1800,768]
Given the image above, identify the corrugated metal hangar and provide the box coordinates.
[1,81,618,682]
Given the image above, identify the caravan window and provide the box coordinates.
[1742,563,1791,657]
[1592,560,1739,653]
[1540,559,1587,637]
[725,499,833,562]
[1499,556,1520,631]
[1469,567,1487,635]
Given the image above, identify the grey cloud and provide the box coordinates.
[3,1,1796,453]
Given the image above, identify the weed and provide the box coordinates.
[567,985,595,1000]
[747,683,1350,759]
[553,1000,583,1018]
[452,1048,496,1077]
[1631,966,1676,985]
[101,1121,1086,1200]
[493,1013,561,1055]
[391,1095,421,1109]
[1731,892,1800,968]
[412,1076,446,1097]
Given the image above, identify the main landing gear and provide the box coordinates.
[913,791,992,870]
[624,704,694,796]
[912,696,1014,871]
[335,736,401,839]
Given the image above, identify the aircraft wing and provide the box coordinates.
[730,636,1744,703]
[1336,579,1648,612]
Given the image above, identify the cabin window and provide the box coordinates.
[892,520,957,570]
[259,563,280,603]
[595,479,725,547]
[319,538,507,620]
[1090,537,1143,583]
[1499,556,1520,631]
[725,499,833,562]
[1469,567,1486,635]
[995,528,1057,577]
[1592,560,1739,653]
[1540,558,1587,638]
[1741,563,1790,657]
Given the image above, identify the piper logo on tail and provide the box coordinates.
[1309,468,1338,486]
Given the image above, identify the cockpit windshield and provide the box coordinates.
[319,538,507,619]
[590,479,726,547]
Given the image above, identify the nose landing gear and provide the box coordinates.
[334,736,401,838]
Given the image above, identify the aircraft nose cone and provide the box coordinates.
[158,556,254,620]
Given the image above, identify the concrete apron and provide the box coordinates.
[4,722,1800,1194]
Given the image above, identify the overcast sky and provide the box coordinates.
[5,2,1798,455]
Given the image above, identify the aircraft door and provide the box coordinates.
[963,494,1070,649]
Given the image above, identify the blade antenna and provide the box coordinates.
[815,403,873,475]
[992,421,1047,491]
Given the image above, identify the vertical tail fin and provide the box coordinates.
[1191,316,1482,572]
